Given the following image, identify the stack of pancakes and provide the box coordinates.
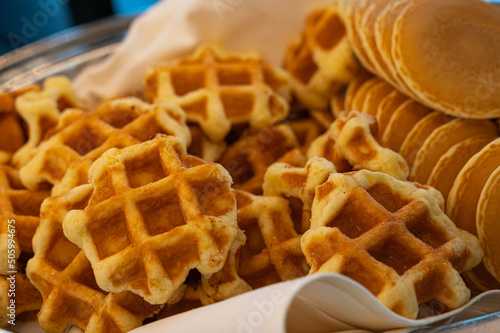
[1,0,500,331]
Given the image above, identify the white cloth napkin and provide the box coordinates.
[73,0,330,106]
[71,1,500,332]
[129,273,500,333]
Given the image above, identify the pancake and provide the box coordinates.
[393,0,500,118]
[447,138,500,236]
[382,99,430,152]
[351,77,382,112]
[361,80,393,116]
[428,135,496,202]
[462,263,500,296]
[359,0,397,84]
[344,69,373,112]
[410,119,498,184]
[374,0,416,99]
[399,111,451,169]
[346,0,377,73]
[375,89,408,140]
[477,165,500,283]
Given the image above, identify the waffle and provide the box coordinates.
[12,76,81,168]
[308,111,409,180]
[187,125,226,163]
[145,43,290,142]
[477,165,500,283]
[236,190,308,289]
[283,0,359,109]
[330,87,346,118]
[302,170,483,319]
[0,165,50,275]
[0,272,42,327]
[0,93,26,164]
[165,228,252,313]
[20,97,191,196]
[308,109,334,131]
[218,124,303,194]
[62,135,238,304]
[26,184,162,333]
[262,157,337,234]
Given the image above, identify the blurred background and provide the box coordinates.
[0,0,159,56]
[1,0,499,57]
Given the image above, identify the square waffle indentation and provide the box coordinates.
[367,183,410,213]
[221,91,254,119]
[95,105,140,129]
[88,209,130,260]
[137,189,186,236]
[124,150,167,189]
[189,175,233,216]
[171,68,205,96]
[325,189,384,239]
[366,232,424,276]
[64,123,107,156]
[216,67,252,85]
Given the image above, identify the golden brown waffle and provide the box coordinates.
[288,118,327,152]
[284,1,359,109]
[0,92,26,165]
[12,76,81,168]
[20,97,191,196]
[145,44,291,142]
[0,272,42,327]
[164,229,252,314]
[26,185,162,333]
[62,136,238,304]
[302,170,483,319]
[0,165,49,275]
[187,125,226,163]
[262,157,337,234]
[308,110,409,180]
[218,124,304,194]
[236,190,308,289]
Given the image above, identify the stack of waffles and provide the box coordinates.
[0,0,499,331]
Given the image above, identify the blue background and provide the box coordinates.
[0,0,159,56]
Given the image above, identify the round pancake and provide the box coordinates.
[359,0,398,83]
[428,135,496,202]
[351,77,381,112]
[399,111,451,169]
[447,138,500,236]
[477,165,500,283]
[393,0,500,118]
[346,0,377,73]
[382,99,430,152]
[344,69,373,112]
[361,80,393,116]
[374,0,416,99]
[410,119,499,184]
[375,89,407,141]
[462,263,500,295]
